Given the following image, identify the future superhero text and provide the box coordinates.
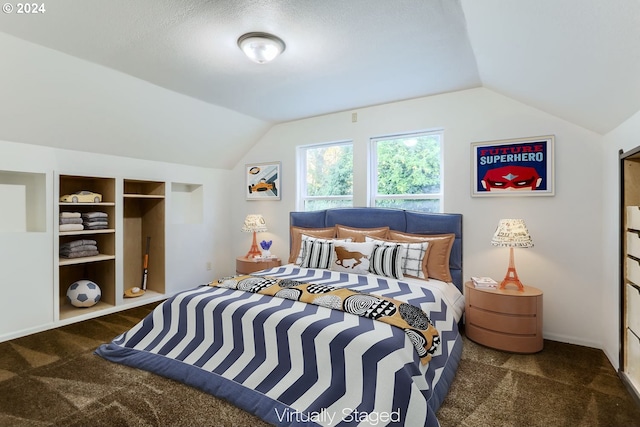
[478,144,545,165]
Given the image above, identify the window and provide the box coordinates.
[298,141,353,211]
[370,131,442,212]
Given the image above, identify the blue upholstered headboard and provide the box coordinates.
[290,208,463,292]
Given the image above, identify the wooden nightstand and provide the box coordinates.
[236,256,281,275]
[464,281,543,353]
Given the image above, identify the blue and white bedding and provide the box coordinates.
[96,265,464,427]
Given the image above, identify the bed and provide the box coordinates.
[97,208,464,427]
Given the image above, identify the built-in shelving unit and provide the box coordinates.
[0,148,209,344]
[56,176,168,320]
[619,148,640,406]
[57,175,116,320]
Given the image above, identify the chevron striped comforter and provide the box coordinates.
[96,265,464,427]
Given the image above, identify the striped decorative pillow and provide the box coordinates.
[300,238,335,269]
[296,235,351,265]
[369,244,404,279]
[366,237,430,279]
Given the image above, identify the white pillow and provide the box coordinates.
[330,241,375,275]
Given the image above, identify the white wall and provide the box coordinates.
[0,139,233,340]
[0,32,270,170]
[602,110,640,368]
[233,87,606,351]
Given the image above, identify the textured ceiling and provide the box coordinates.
[0,0,639,168]
[0,0,480,122]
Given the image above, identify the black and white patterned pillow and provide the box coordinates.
[296,235,351,265]
[369,244,404,279]
[401,241,429,278]
[366,237,429,279]
[300,238,334,269]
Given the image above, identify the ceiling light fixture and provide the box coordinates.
[237,32,285,64]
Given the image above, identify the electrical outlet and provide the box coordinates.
[351,112,358,122]
[206,262,212,271]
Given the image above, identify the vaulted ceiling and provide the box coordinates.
[0,0,638,167]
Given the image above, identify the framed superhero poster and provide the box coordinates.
[471,135,555,197]
[246,161,281,200]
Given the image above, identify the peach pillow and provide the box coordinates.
[289,226,336,263]
[387,230,455,283]
[336,224,390,242]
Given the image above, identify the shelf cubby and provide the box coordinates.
[58,259,116,320]
[123,179,165,297]
[171,182,203,224]
[0,170,46,232]
[57,174,116,321]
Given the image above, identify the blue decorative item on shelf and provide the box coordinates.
[260,240,273,257]
[260,240,272,250]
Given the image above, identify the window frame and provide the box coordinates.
[368,130,444,212]
[296,140,354,211]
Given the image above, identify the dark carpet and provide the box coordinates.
[0,302,639,427]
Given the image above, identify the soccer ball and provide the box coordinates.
[66,280,101,308]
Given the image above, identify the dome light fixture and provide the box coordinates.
[237,32,286,64]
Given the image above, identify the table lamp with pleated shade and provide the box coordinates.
[491,219,533,291]
[242,214,268,258]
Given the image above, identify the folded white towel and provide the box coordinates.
[59,224,84,232]
[60,212,81,218]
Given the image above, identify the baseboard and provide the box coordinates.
[543,332,601,350]
[619,371,640,408]
[0,323,56,344]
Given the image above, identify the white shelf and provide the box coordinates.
[59,228,115,237]
[121,289,164,305]
[59,254,116,266]
[59,202,115,206]
[124,194,165,199]
[59,299,115,321]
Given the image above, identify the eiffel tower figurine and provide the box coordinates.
[499,247,524,291]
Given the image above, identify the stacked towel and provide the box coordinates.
[60,217,82,225]
[60,212,81,219]
[60,212,83,231]
[82,212,109,230]
[60,239,99,258]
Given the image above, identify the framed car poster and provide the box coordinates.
[471,135,555,197]
[245,161,281,200]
